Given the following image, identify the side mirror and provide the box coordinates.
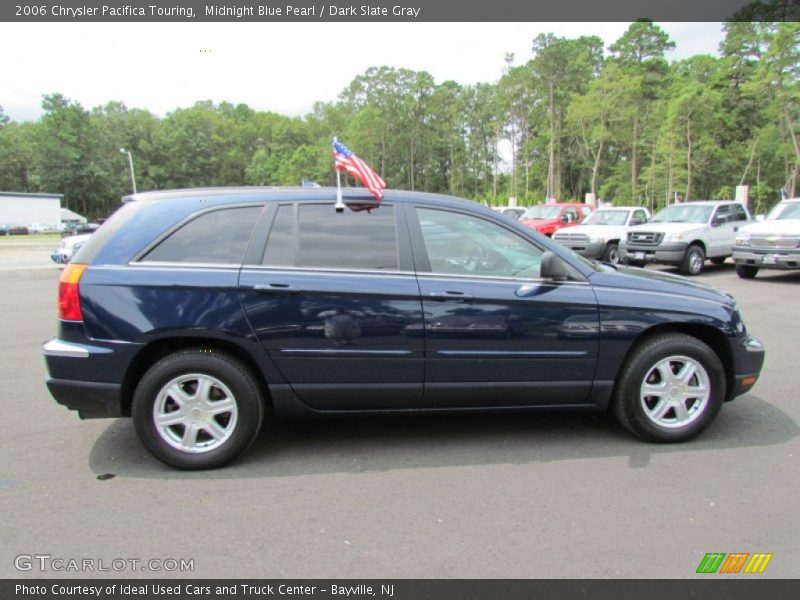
[540,251,569,281]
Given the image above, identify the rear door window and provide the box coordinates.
[261,203,399,271]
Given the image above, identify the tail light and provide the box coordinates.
[59,263,88,321]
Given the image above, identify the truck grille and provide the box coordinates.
[749,235,800,250]
[553,232,588,243]
[627,231,663,245]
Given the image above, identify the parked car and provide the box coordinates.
[50,233,92,265]
[493,206,527,221]
[43,187,764,469]
[29,223,49,234]
[62,222,101,236]
[8,225,30,235]
[733,198,800,279]
[0,224,8,236]
[620,201,751,275]
[552,206,650,264]
[518,203,594,237]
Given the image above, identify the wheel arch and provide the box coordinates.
[121,336,272,417]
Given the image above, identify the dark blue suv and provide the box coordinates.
[43,188,765,469]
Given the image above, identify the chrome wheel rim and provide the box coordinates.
[607,246,619,264]
[153,373,238,453]
[640,355,710,428]
[689,250,703,273]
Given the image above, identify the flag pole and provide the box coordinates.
[333,136,345,213]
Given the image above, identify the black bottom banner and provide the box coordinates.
[4,580,799,600]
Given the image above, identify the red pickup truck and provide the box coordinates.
[519,203,593,237]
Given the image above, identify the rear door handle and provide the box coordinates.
[253,283,301,294]
[429,291,474,302]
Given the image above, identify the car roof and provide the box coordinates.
[676,200,741,206]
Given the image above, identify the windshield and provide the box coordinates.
[583,210,629,226]
[523,205,562,220]
[767,202,800,220]
[652,204,713,224]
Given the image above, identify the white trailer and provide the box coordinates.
[0,192,63,229]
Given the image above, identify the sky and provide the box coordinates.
[1,22,725,122]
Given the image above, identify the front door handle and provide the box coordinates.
[429,291,474,302]
[253,283,301,294]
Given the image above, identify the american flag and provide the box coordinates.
[332,139,386,201]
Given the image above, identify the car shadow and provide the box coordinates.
[88,394,798,479]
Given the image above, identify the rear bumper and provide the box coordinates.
[43,337,137,419]
[45,377,124,419]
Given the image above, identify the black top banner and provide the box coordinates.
[2,0,799,22]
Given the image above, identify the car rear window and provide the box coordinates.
[143,206,262,264]
[71,201,146,264]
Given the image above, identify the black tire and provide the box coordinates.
[602,242,620,264]
[710,257,727,266]
[735,264,759,279]
[132,349,265,470]
[680,244,705,275]
[612,333,725,442]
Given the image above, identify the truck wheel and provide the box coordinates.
[735,264,759,279]
[612,333,725,442]
[680,244,705,276]
[602,242,620,264]
[132,349,265,470]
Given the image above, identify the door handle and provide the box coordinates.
[253,283,301,294]
[429,291,474,302]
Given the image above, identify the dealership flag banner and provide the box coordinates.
[332,138,386,206]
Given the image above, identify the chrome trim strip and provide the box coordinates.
[279,349,412,356]
[42,339,90,358]
[436,350,589,357]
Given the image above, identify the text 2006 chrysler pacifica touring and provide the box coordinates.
[43,188,765,469]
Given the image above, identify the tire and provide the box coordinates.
[602,242,620,265]
[710,257,726,266]
[680,244,705,275]
[132,349,265,470]
[612,333,725,442]
[735,264,759,279]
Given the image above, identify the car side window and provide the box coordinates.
[634,209,648,223]
[713,205,731,224]
[143,206,262,264]
[733,204,748,221]
[564,208,579,222]
[262,203,399,271]
[416,207,543,278]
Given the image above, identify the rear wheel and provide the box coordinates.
[132,349,264,469]
[735,264,759,279]
[680,244,705,276]
[602,242,620,264]
[612,333,725,442]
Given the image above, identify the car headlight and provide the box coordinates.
[664,232,684,242]
[735,233,750,247]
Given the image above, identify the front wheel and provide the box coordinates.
[612,334,725,442]
[602,242,620,264]
[680,244,705,276]
[132,349,265,469]
[736,264,759,279]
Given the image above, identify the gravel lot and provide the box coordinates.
[0,256,797,579]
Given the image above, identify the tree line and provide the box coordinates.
[0,20,797,220]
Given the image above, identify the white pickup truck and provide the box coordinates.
[733,198,800,279]
[620,200,751,275]
[552,206,650,264]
